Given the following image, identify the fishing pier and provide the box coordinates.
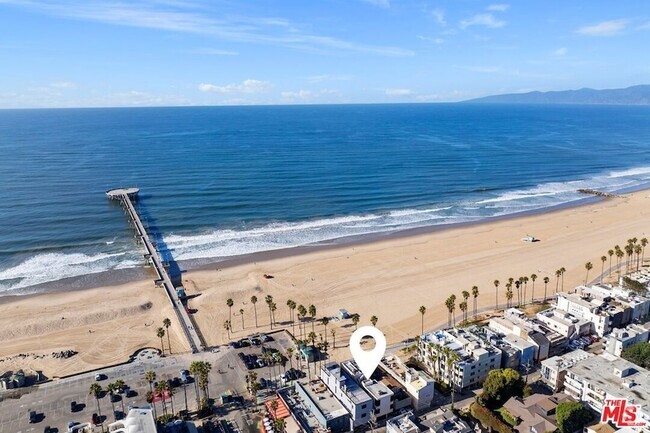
[106,188,204,353]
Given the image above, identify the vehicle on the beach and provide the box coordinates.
[521,235,538,242]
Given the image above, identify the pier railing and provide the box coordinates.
[107,188,204,353]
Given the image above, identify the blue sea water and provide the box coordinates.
[1,103,650,293]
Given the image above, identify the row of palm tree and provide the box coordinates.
[424,342,462,408]
[153,317,173,356]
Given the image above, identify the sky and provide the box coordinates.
[0,0,649,108]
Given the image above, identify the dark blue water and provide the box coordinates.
[1,104,650,293]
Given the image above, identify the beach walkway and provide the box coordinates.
[107,188,204,353]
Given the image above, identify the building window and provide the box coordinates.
[361,413,367,418]
[361,404,367,409]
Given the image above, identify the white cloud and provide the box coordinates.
[385,88,413,97]
[487,4,509,12]
[1,0,411,56]
[360,0,390,8]
[50,81,75,89]
[553,47,568,56]
[576,19,627,36]
[198,79,272,94]
[281,90,313,99]
[418,35,445,44]
[460,14,505,29]
[431,8,446,27]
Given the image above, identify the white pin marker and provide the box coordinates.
[349,325,387,380]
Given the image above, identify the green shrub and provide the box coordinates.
[556,402,592,433]
[470,402,513,433]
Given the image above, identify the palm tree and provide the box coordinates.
[493,280,500,309]
[106,382,118,421]
[446,351,461,410]
[543,276,549,301]
[239,308,245,329]
[530,274,537,303]
[155,380,168,416]
[156,327,165,355]
[224,320,232,340]
[471,286,479,318]
[445,295,456,327]
[351,313,360,330]
[226,298,234,324]
[309,305,317,332]
[265,295,274,329]
[608,249,614,276]
[600,256,607,283]
[286,347,294,370]
[419,306,426,335]
[330,329,336,349]
[298,305,307,337]
[522,276,529,305]
[584,262,593,285]
[560,267,566,292]
[274,418,287,433]
[270,302,277,326]
[555,269,561,294]
[113,379,126,414]
[616,248,625,274]
[251,295,258,327]
[89,383,103,422]
[370,315,378,327]
[635,244,643,271]
[459,301,468,324]
[506,287,513,308]
[288,300,297,335]
[189,361,202,409]
[145,370,158,418]
[514,279,521,306]
[626,244,634,273]
[165,381,175,416]
[320,317,330,343]
[641,238,648,266]
[163,317,172,355]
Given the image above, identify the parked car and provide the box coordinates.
[256,358,265,368]
[67,421,76,433]
[94,373,105,381]
[230,341,241,349]
[259,378,268,388]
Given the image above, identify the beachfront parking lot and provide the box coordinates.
[0,330,300,433]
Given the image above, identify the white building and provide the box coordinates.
[108,408,158,433]
[420,408,472,433]
[380,355,435,410]
[418,328,501,390]
[539,349,593,391]
[535,308,591,339]
[386,412,420,433]
[556,293,611,336]
[321,362,373,427]
[564,354,650,433]
[341,360,394,421]
[604,323,650,356]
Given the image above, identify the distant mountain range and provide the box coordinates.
[465,85,650,105]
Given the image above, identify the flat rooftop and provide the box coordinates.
[296,379,348,420]
[568,355,650,411]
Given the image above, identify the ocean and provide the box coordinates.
[1,103,650,294]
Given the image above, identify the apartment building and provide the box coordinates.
[539,349,593,391]
[604,323,650,356]
[418,328,501,390]
[563,354,650,433]
[379,355,435,410]
[341,360,394,421]
[320,362,373,427]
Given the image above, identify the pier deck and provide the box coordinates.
[107,188,204,353]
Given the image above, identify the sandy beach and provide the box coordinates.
[2,190,649,378]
